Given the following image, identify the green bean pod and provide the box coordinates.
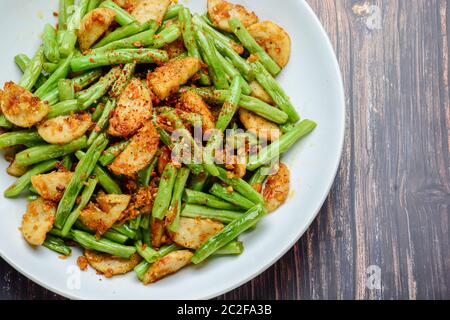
[181,204,244,224]
[72,230,136,258]
[18,47,44,91]
[210,183,256,211]
[191,204,266,264]
[4,160,58,198]
[100,0,136,26]
[61,177,98,236]
[70,49,168,72]
[247,120,317,171]
[167,167,190,232]
[182,189,241,211]
[55,134,107,228]
[152,163,178,220]
[15,136,88,167]
[43,24,60,63]
[0,130,43,149]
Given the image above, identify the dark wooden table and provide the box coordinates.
[1,0,449,300]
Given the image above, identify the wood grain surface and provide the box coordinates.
[1,0,449,300]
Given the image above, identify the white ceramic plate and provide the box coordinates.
[0,0,345,300]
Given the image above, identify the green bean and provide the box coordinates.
[183,189,240,211]
[247,164,273,188]
[280,122,296,134]
[135,240,159,263]
[214,38,253,82]
[61,177,98,236]
[47,99,80,118]
[43,235,72,256]
[195,29,228,90]
[216,53,251,94]
[93,20,154,49]
[138,155,158,187]
[37,69,102,105]
[43,62,59,74]
[152,24,182,49]
[164,4,183,20]
[112,223,137,239]
[14,54,30,72]
[15,136,88,167]
[229,18,281,76]
[93,24,159,52]
[18,47,44,91]
[102,230,129,244]
[4,160,58,198]
[167,167,190,232]
[179,8,210,86]
[133,244,180,280]
[60,0,90,57]
[91,103,105,121]
[202,131,221,177]
[74,151,122,194]
[29,185,38,194]
[72,221,129,244]
[191,204,266,264]
[93,165,122,194]
[226,129,258,149]
[214,240,244,256]
[181,87,288,124]
[216,76,243,131]
[156,126,173,148]
[43,24,60,63]
[59,30,77,57]
[87,0,101,12]
[210,183,255,211]
[0,130,43,149]
[100,0,136,26]
[140,215,151,231]
[27,194,40,202]
[152,163,178,220]
[99,140,130,167]
[77,67,121,109]
[72,69,104,88]
[180,12,199,52]
[134,259,150,281]
[129,215,142,230]
[188,172,209,192]
[72,230,136,258]
[181,204,244,224]
[216,167,264,205]
[192,14,243,57]
[161,110,204,175]
[40,68,102,105]
[49,227,73,240]
[58,0,75,33]
[55,134,107,228]
[35,53,74,98]
[0,115,13,129]
[251,61,300,123]
[87,99,116,145]
[61,155,73,170]
[58,79,74,101]
[109,62,136,98]
[70,49,168,72]
[247,120,317,170]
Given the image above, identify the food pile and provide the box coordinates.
[0,0,316,284]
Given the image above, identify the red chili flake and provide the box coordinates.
[53,12,59,17]
[89,58,95,63]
